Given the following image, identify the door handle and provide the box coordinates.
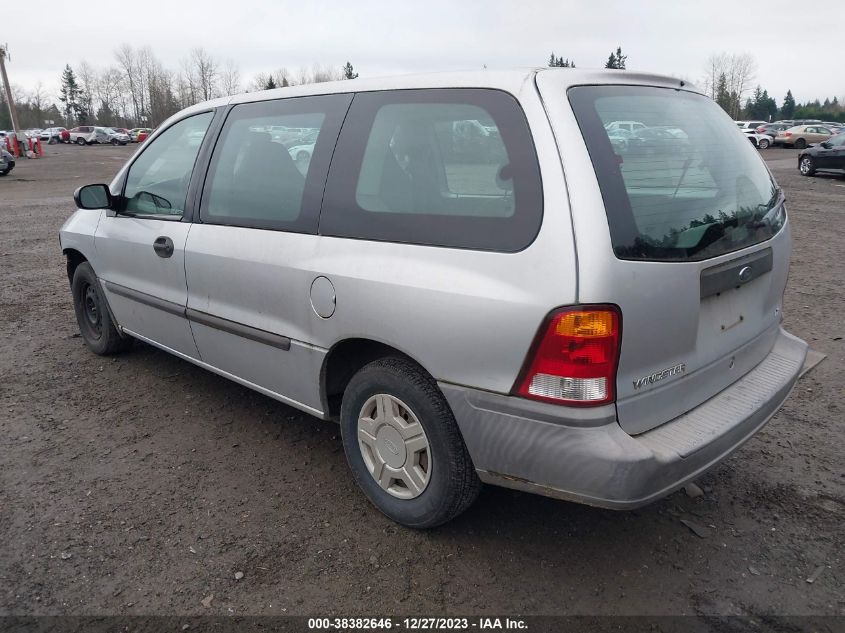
[153,236,174,258]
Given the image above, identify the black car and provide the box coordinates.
[798,133,845,176]
[0,146,15,176]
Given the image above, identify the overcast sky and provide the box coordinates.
[4,0,843,106]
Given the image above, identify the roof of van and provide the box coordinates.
[177,68,700,118]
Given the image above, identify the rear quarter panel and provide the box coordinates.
[307,76,577,394]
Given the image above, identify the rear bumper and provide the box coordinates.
[440,327,807,509]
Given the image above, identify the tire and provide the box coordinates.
[340,357,480,528]
[758,138,770,149]
[296,150,310,162]
[71,262,133,355]
[799,155,816,176]
[111,139,119,146]
[0,167,9,176]
[794,138,807,149]
[76,137,85,146]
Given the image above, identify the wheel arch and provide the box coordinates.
[63,247,89,285]
[321,338,432,420]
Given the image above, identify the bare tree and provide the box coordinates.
[115,44,142,124]
[96,67,127,123]
[30,82,49,125]
[296,66,312,86]
[701,52,756,118]
[311,63,342,83]
[76,61,97,122]
[189,48,219,102]
[272,67,294,87]
[248,72,269,92]
[219,59,241,96]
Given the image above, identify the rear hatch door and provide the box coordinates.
[536,73,790,434]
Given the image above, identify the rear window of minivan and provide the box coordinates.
[570,86,784,262]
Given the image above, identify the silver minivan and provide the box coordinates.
[60,69,808,528]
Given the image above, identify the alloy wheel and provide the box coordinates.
[800,157,813,174]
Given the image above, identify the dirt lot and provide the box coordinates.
[0,143,842,618]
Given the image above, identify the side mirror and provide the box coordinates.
[820,141,832,149]
[74,184,112,210]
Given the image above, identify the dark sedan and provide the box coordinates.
[798,133,845,176]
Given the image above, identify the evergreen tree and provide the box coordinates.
[343,61,358,80]
[604,46,627,69]
[58,64,83,126]
[265,76,277,90]
[781,90,796,118]
[548,53,575,68]
[715,72,731,114]
[281,77,289,87]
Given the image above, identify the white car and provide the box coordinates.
[605,120,647,134]
[288,142,315,163]
[740,128,775,149]
[735,120,768,132]
[99,127,131,145]
[41,127,67,143]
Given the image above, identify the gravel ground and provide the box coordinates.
[0,144,842,618]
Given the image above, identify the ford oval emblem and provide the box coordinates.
[738,266,753,283]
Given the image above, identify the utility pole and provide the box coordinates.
[0,44,23,157]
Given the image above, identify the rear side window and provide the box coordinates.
[201,94,351,233]
[321,89,542,252]
[569,86,783,262]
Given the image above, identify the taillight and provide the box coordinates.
[513,305,622,407]
[784,132,792,137]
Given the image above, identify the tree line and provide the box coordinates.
[0,46,359,130]
[4,45,843,130]
[703,52,842,122]
[546,47,843,123]
[547,46,627,69]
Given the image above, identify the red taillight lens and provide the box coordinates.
[784,131,792,137]
[513,306,622,406]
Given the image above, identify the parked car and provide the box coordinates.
[68,126,97,145]
[773,125,834,148]
[0,145,14,175]
[756,122,791,137]
[797,133,845,176]
[287,141,315,169]
[41,127,68,143]
[607,127,636,152]
[744,131,775,149]
[128,128,151,142]
[99,127,131,145]
[605,120,647,134]
[136,129,151,143]
[735,120,768,131]
[60,69,807,528]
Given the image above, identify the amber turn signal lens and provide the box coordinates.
[554,310,615,338]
